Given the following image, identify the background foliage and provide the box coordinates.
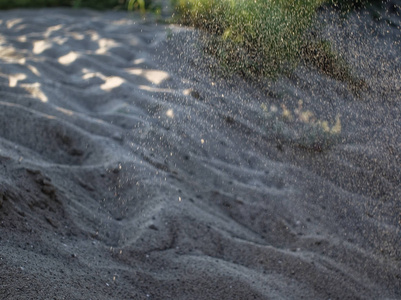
[172,0,327,78]
[0,0,384,79]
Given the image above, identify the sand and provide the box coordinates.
[0,4,400,299]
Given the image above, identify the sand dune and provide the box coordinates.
[0,6,400,299]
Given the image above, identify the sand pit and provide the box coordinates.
[0,5,400,299]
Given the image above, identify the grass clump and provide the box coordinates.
[261,101,342,151]
[172,0,326,78]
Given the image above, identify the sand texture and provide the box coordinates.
[0,5,400,299]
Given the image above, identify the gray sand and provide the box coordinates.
[0,5,400,299]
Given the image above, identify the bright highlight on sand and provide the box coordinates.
[56,107,74,116]
[6,18,22,29]
[9,73,26,87]
[166,109,174,118]
[96,38,119,54]
[81,69,125,91]
[33,40,52,54]
[21,83,48,102]
[138,85,173,93]
[44,24,63,36]
[27,65,41,77]
[100,76,125,91]
[58,51,80,65]
[126,68,170,85]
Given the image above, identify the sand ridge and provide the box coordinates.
[0,6,400,299]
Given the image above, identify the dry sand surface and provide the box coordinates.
[0,4,400,299]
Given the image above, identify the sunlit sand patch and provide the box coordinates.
[56,107,74,116]
[17,36,27,42]
[9,73,26,87]
[126,68,170,85]
[6,18,23,29]
[182,88,201,99]
[82,70,125,91]
[27,65,41,77]
[82,69,104,80]
[133,58,146,65]
[44,24,63,37]
[33,40,52,54]
[20,83,48,102]
[58,51,80,65]
[138,85,173,93]
[53,36,68,46]
[96,38,119,55]
[166,108,174,118]
[70,32,85,40]
[0,46,25,62]
[101,76,125,91]
[89,31,100,42]
[82,69,109,86]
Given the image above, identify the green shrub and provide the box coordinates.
[172,0,326,78]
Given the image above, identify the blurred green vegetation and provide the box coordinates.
[172,0,327,78]
[0,0,382,81]
[0,0,383,11]
[170,0,381,79]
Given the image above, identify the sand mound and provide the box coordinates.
[0,6,400,299]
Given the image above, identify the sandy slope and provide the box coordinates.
[0,5,400,299]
